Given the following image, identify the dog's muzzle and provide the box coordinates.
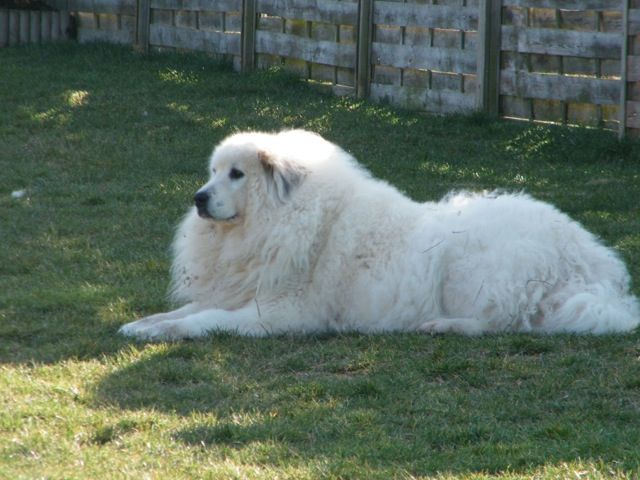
[194,191,212,218]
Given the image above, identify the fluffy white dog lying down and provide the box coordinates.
[119,130,640,340]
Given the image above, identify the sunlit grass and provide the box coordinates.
[65,89,90,107]
[1,43,639,479]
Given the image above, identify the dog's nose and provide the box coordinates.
[194,191,209,208]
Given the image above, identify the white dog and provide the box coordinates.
[119,130,639,340]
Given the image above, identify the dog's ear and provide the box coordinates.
[259,150,307,203]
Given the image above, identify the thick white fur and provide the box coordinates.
[119,130,640,340]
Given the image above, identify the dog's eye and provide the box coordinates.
[229,168,245,180]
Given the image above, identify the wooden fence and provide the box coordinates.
[3,0,639,137]
[0,7,72,46]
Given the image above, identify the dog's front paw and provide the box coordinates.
[118,319,155,340]
[118,318,172,341]
[119,318,206,341]
[118,312,174,340]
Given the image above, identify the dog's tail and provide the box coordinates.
[543,284,640,334]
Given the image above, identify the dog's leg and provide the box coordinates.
[118,302,293,341]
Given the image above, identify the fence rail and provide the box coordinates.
[2,0,639,137]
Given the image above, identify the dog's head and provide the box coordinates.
[193,132,307,223]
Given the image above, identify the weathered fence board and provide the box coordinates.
[41,11,51,41]
[150,0,241,12]
[257,0,358,25]
[620,0,630,136]
[502,0,621,9]
[629,7,640,34]
[79,25,135,43]
[370,83,477,113]
[627,100,640,128]
[373,1,478,31]
[501,70,621,104]
[136,0,150,51]
[371,42,476,74]
[18,10,28,43]
[70,0,136,16]
[255,30,355,68]
[150,24,240,54]
[620,1,640,137]
[629,55,640,81]
[29,11,40,43]
[356,0,372,98]
[241,0,256,71]
[477,0,502,113]
[0,10,7,46]
[501,27,622,59]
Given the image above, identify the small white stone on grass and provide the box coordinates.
[11,190,27,199]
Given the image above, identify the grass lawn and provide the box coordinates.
[1,42,640,479]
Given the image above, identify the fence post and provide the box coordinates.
[135,0,151,53]
[356,0,373,99]
[135,0,150,53]
[241,0,256,72]
[619,0,630,138]
[477,0,501,115]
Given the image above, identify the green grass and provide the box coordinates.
[1,42,640,479]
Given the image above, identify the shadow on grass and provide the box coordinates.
[91,333,640,476]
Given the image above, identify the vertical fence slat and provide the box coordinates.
[8,10,18,46]
[60,10,70,38]
[41,10,51,41]
[620,0,630,138]
[30,10,41,43]
[477,0,501,115]
[356,0,373,99]
[51,11,60,40]
[19,10,29,44]
[0,10,7,47]
[241,0,256,72]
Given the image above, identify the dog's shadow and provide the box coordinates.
[94,333,640,476]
